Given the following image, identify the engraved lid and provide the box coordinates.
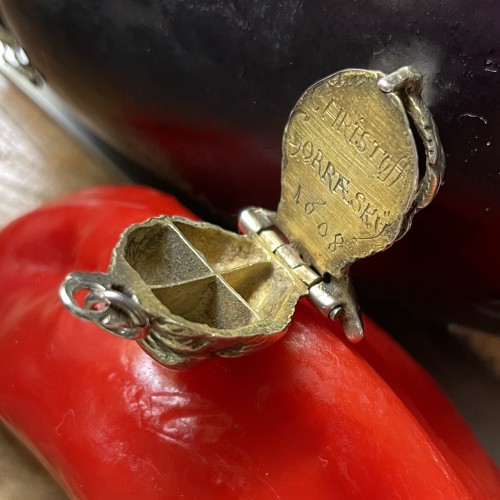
[276,69,419,278]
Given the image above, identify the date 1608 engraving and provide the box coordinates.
[293,184,345,253]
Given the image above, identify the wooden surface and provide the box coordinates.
[0,71,127,499]
[0,72,127,228]
[0,425,66,500]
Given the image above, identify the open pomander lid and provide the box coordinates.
[276,68,420,278]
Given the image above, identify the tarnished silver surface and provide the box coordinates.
[378,66,445,235]
[110,216,306,368]
[60,66,444,369]
[60,272,149,340]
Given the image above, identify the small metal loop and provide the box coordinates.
[59,272,111,322]
[98,289,149,340]
[59,272,149,340]
[83,290,109,310]
[0,25,43,85]
[378,66,446,237]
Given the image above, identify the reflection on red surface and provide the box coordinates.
[128,112,281,216]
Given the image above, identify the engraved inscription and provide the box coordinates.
[317,222,328,237]
[294,184,345,252]
[328,234,344,252]
[289,133,390,235]
[307,96,409,187]
[278,68,419,276]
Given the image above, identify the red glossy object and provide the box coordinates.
[0,186,498,499]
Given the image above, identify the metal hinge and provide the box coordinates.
[239,207,359,336]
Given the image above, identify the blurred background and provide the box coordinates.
[0,1,498,497]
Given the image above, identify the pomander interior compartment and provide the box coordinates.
[110,216,305,335]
